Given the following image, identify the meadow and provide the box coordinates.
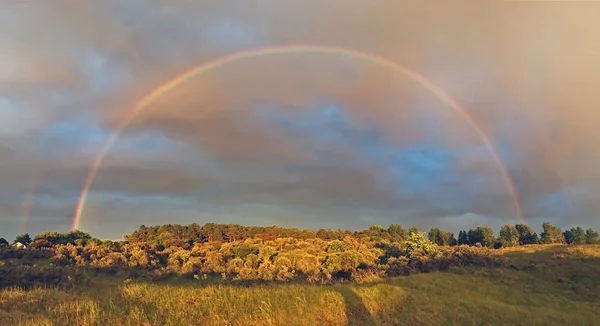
[1,244,599,326]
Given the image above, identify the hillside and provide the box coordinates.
[1,244,599,325]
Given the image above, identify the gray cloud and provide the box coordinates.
[1,1,600,239]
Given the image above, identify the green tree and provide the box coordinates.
[498,225,520,247]
[585,228,599,244]
[408,226,419,236]
[225,224,245,242]
[0,238,8,247]
[405,232,437,257]
[233,243,260,258]
[428,228,442,245]
[365,225,386,240]
[571,227,586,245]
[65,230,92,244]
[14,233,32,245]
[34,230,92,245]
[387,224,407,242]
[203,223,225,242]
[316,228,336,240]
[449,233,458,246]
[563,228,580,244]
[468,226,496,248]
[515,224,539,245]
[34,231,62,245]
[540,222,565,244]
[457,230,469,245]
[428,228,454,246]
[564,227,587,245]
[368,225,385,236]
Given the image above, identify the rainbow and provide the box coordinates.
[72,44,524,230]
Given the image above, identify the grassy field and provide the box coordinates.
[1,245,599,326]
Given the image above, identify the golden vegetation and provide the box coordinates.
[0,223,599,325]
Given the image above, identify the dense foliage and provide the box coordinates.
[0,222,597,288]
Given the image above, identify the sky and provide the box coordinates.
[1,1,599,240]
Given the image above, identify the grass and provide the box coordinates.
[1,245,599,325]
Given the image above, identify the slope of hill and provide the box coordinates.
[1,244,598,325]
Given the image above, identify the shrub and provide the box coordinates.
[0,263,89,289]
[232,244,260,259]
[405,232,438,258]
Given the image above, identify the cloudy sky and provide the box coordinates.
[1,1,599,240]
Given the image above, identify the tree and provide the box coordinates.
[515,224,539,245]
[65,230,91,244]
[368,225,385,236]
[14,233,32,245]
[316,228,335,240]
[408,226,419,236]
[203,223,225,242]
[225,224,245,242]
[428,228,454,246]
[563,229,573,244]
[0,238,8,247]
[405,232,437,257]
[540,222,565,244]
[571,227,586,245]
[366,225,386,240]
[428,228,442,245]
[29,239,53,249]
[34,230,92,245]
[498,225,520,247]
[467,226,496,248]
[564,227,587,245]
[187,223,205,243]
[586,228,599,244]
[449,233,458,246]
[387,224,407,242]
[34,231,62,244]
[457,230,469,245]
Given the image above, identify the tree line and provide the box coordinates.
[1,221,598,250]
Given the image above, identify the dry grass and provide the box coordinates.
[1,245,599,325]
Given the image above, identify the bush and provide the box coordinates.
[0,248,52,260]
[29,239,54,249]
[232,244,260,259]
[405,232,438,258]
[0,263,89,289]
[386,256,411,276]
[0,223,526,287]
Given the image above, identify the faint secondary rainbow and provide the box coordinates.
[72,44,524,230]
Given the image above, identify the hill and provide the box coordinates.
[1,242,599,325]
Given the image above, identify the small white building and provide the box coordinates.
[12,242,26,249]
